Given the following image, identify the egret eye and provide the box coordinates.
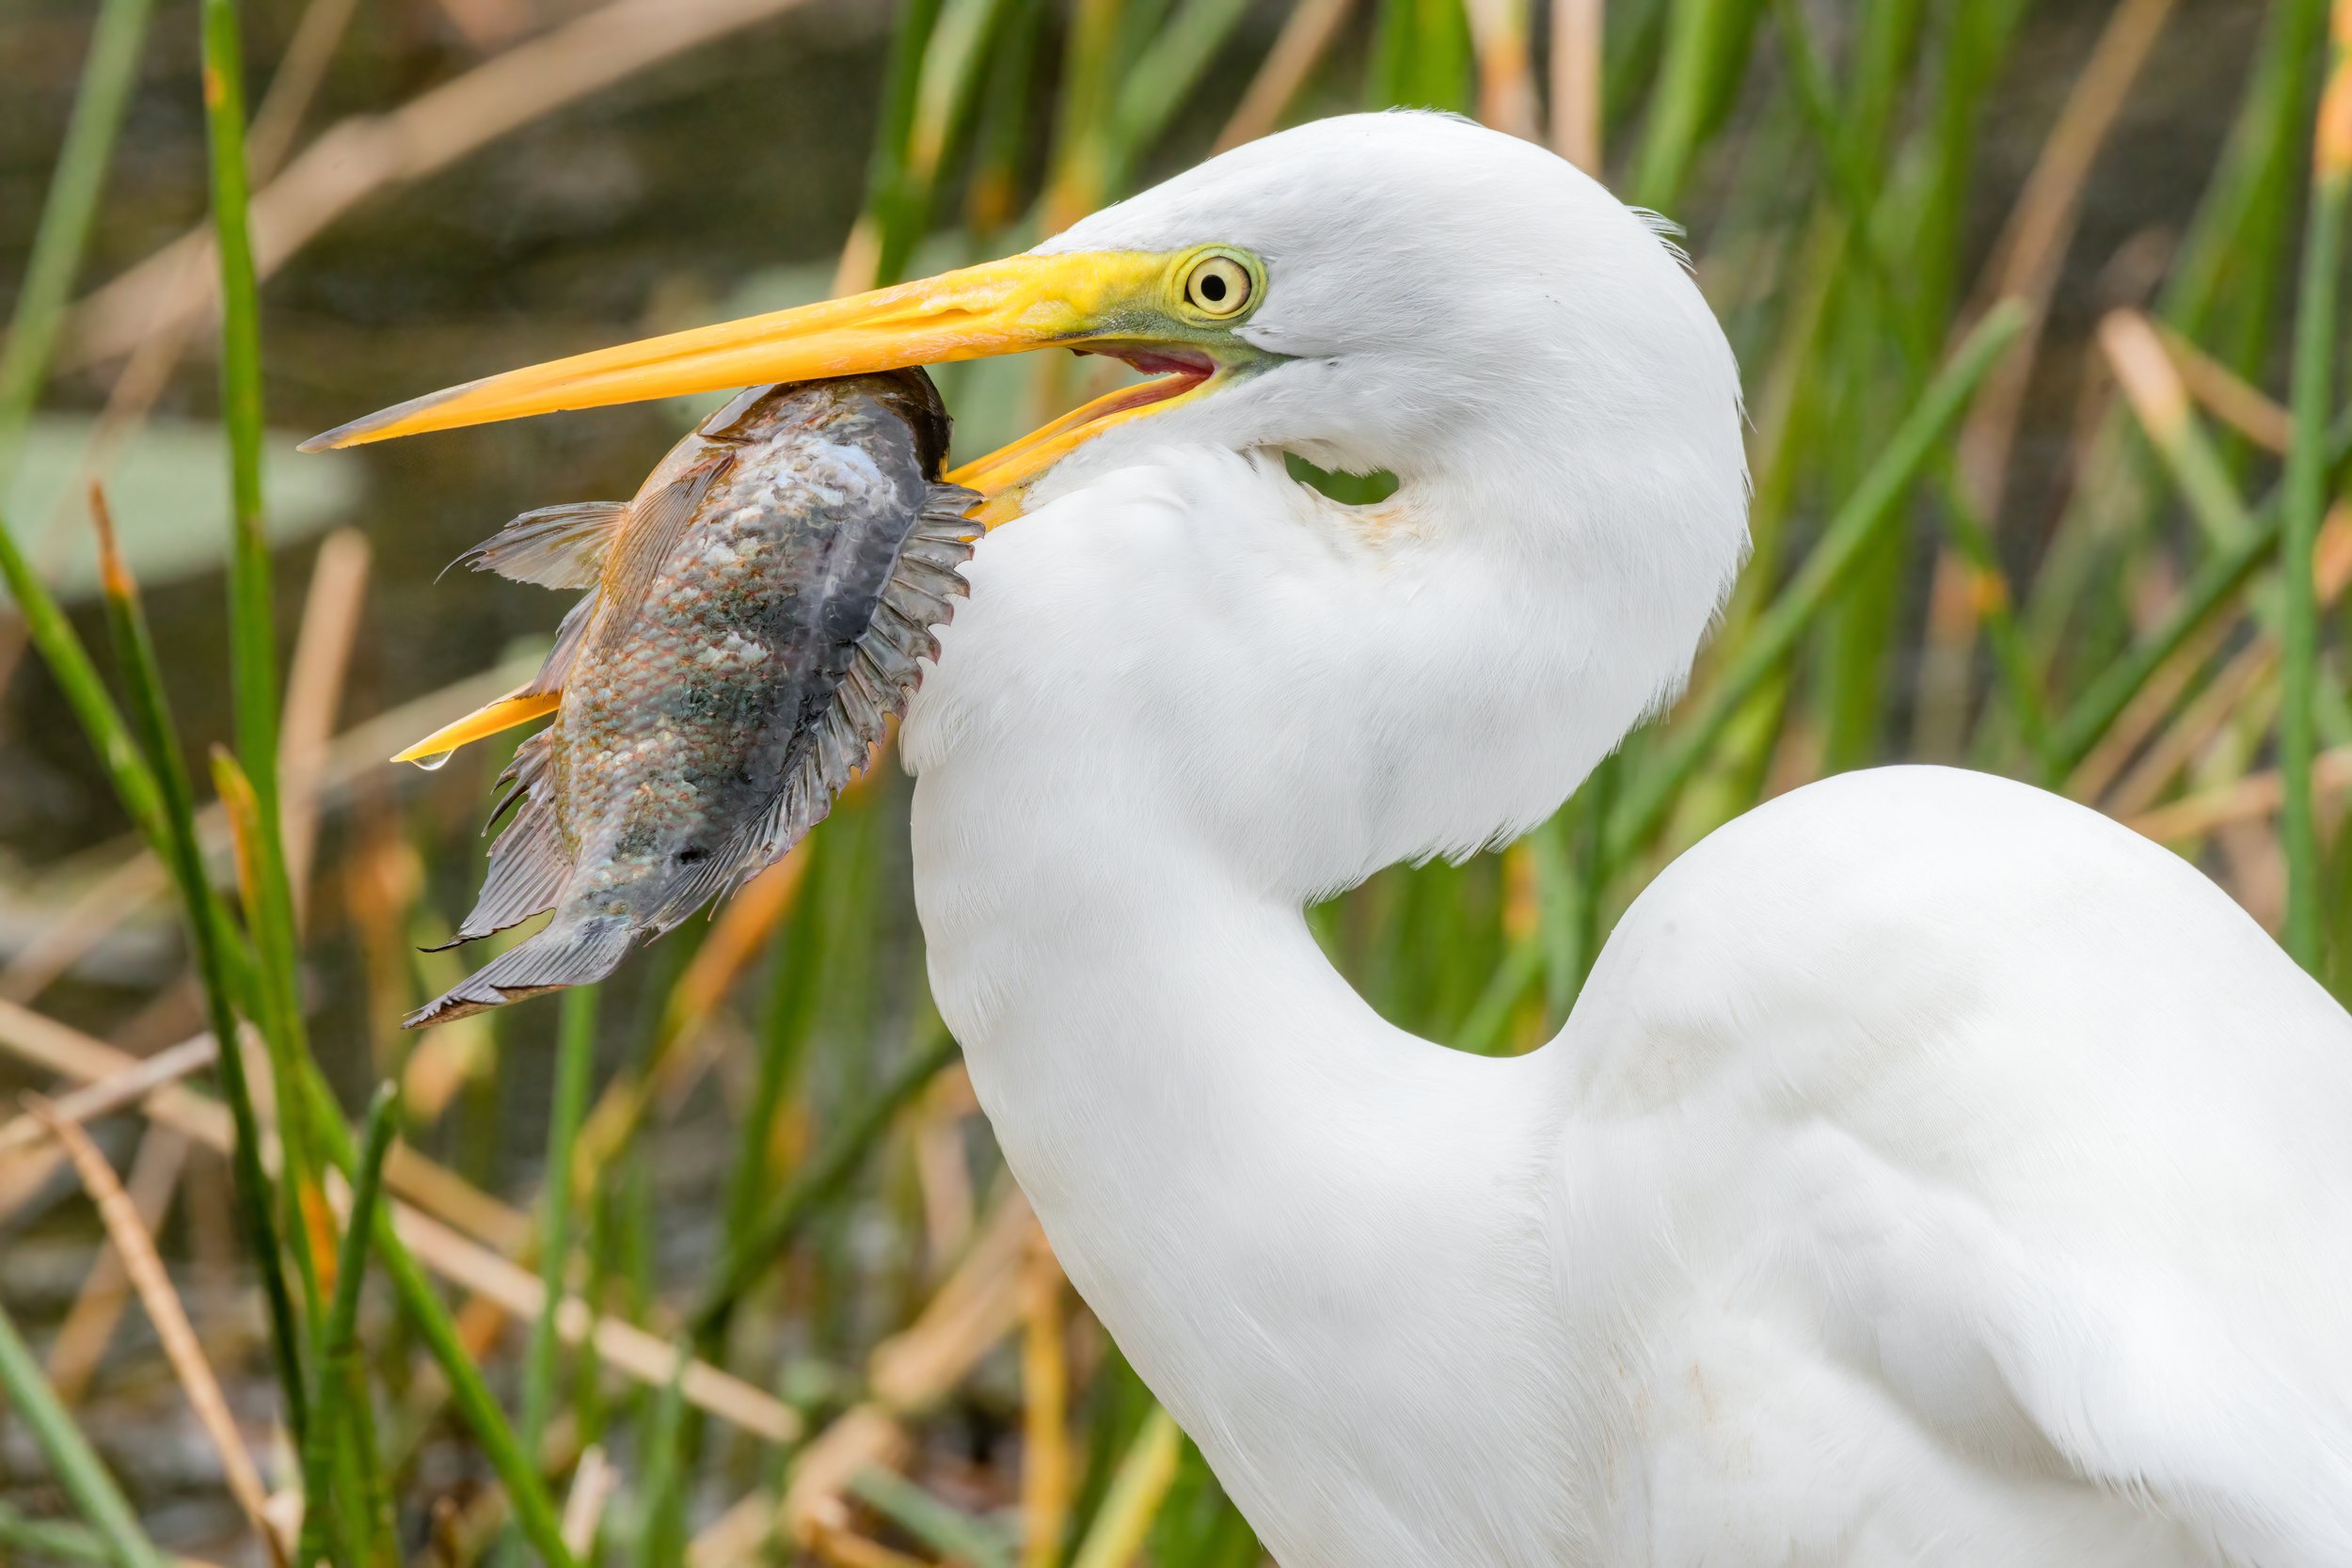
[1183,254,1252,318]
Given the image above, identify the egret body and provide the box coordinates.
[316,114,2352,1566]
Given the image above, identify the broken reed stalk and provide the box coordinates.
[2279,4,2352,969]
[2149,315,2295,452]
[0,1297,167,1568]
[41,1128,190,1405]
[87,483,310,1441]
[2098,309,2256,547]
[0,990,796,1446]
[0,1034,215,1158]
[280,529,373,919]
[29,1100,287,1568]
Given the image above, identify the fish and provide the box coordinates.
[403,369,978,1027]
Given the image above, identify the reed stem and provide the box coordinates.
[198,0,283,817]
[87,489,310,1443]
[0,1300,166,1568]
[523,985,598,1459]
[2280,9,2352,967]
[0,0,154,481]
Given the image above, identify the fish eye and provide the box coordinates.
[1181,252,1253,319]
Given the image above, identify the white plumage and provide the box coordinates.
[896,114,2352,1565]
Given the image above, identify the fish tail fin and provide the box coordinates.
[404,914,635,1028]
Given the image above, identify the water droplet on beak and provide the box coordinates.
[408,750,456,772]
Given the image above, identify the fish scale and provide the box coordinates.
[405,369,977,1027]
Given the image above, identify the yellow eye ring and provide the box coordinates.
[1181,252,1254,319]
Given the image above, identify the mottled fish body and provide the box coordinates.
[408,370,977,1026]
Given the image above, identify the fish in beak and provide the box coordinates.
[403,372,977,1025]
[302,245,1272,519]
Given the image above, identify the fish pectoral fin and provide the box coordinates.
[591,455,731,656]
[392,686,563,765]
[449,730,569,944]
[454,501,629,589]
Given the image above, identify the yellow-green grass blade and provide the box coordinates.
[2277,18,2352,970]
[0,1299,167,1568]
[0,0,155,483]
[211,752,331,1341]
[198,0,284,819]
[521,985,599,1459]
[294,1062,580,1568]
[299,1083,402,1568]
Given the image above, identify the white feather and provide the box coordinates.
[900,113,2352,1566]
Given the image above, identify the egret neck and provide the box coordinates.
[898,441,1670,1567]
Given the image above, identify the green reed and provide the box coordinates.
[0,0,152,481]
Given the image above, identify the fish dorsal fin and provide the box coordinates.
[455,501,628,589]
[591,456,730,657]
[707,482,984,899]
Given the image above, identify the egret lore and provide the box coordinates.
[312,114,2352,1565]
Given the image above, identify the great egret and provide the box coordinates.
[312,114,2352,1566]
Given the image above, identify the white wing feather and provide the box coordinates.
[1556,765,2352,1563]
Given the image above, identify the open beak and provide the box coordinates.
[302,249,1221,519]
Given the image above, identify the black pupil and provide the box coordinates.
[1200,272,1228,302]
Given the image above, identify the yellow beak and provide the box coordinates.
[330,246,1246,766]
[302,249,1217,510]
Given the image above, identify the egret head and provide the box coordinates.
[311,113,1748,889]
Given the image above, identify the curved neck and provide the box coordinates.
[910,767,1597,1564]
[898,445,1705,1560]
[919,794,1519,1210]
